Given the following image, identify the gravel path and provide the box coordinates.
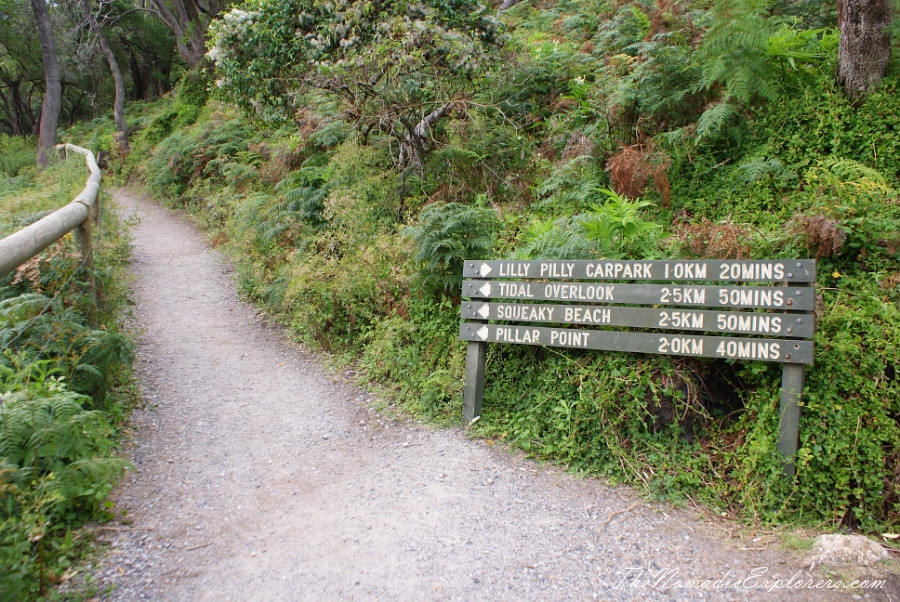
[90,190,885,601]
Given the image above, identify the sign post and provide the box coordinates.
[459,259,816,479]
[778,364,805,479]
[463,339,487,424]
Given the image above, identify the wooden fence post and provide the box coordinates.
[68,164,98,327]
[0,144,101,290]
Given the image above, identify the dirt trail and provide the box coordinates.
[92,189,864,601]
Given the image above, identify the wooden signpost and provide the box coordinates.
[459,259,816,478]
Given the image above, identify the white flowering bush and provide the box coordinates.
[208,0,505,164]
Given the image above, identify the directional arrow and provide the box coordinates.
[477,325,490,341]
[479,282,492,297]
[476,303,490,319]
[480,262,493,276]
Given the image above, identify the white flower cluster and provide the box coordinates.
[207,8,259,65]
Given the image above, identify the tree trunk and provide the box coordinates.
[80,0,129,153]
[149,0,211,68]
[12,77,36,135]
[129,49,148,101]
[2,77,36,136]
[399,102,456,170]
[0,88,17,136]
[30,0,61,169]
[837,0,892,103]
[496,0,524,14]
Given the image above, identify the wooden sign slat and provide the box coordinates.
[463,259,816,282]
[462,280,815,311]
[459,322,814,364]
[460,301,815,338]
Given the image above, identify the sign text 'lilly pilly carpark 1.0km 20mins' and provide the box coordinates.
[459,259,816,365]
[466,259,814,281]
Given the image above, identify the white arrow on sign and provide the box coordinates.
[476,303,490,319]
[479,282,492,297]
[480,262,493,276]
[477,325,490,341]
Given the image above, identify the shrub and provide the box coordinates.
[283,232,409,351]
[0,166,134,598]
[0,135,36,179]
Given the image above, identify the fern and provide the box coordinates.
[737,157,800,190]
[274,165,332,230]
[805,157,893,194]
[0,294,133,400]
[534,156,608,214]
[696,0,778,105]
[405,199,500,295]
[693,0,838,146]
[517,189,662,260]
[766,24,837,71]
[695,99,741,142]
[517,217,591,260]
[0,387,126,517]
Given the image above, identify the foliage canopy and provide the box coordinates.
[209,0,505,166]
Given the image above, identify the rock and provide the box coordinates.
[811,534,888,566]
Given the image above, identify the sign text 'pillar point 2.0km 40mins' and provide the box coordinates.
[459,323,813,363]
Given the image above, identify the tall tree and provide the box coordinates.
[113,10,177,100]
[0,0,43,136]
[30,0,60,168]
[79,0,128,152]
[837,0,892,102]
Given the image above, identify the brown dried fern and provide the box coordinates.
[671,219,752,259]
[11,241,73,292]
[605,144,671,206]
[788,214,847,259]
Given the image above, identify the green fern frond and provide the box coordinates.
[404,200,500,295]
[766,25,836,65]
[696,100,741,141]
[515,191,662,260]
[806,158,894,194]
[0,294,49,324]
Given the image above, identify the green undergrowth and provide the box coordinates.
[92,0,900,537]
[0,153,85,240]
[1,151,136,600]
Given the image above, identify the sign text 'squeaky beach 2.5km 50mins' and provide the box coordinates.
[461,303,815,338]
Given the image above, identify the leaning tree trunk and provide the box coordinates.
[80,0,129,153]
[496,0,524,14]
[30,0,61,169]
[837,0,892,103]
[149,0,212,68]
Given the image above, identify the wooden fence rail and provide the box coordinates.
[0,144,101,279]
